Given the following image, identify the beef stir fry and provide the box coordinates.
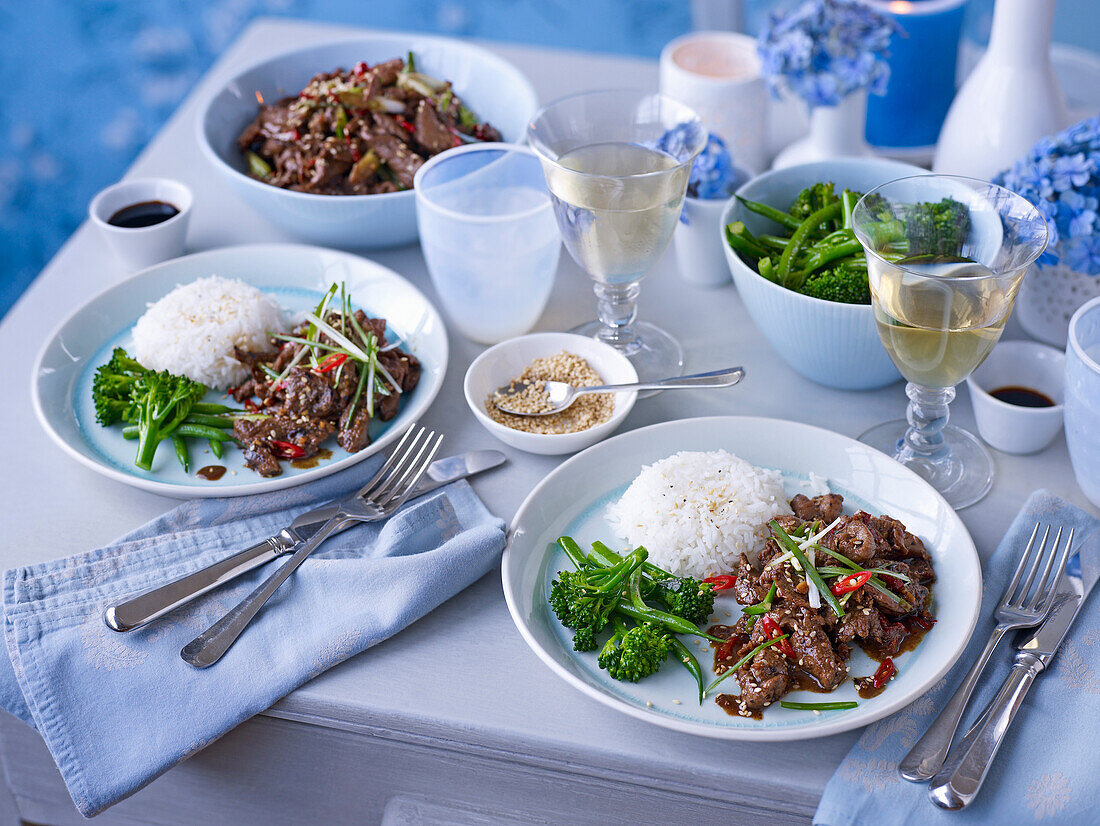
[229,289,419,477]
[710,494,936,717]
[238,52,501,195]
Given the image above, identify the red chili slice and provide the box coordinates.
[397,118,416,134]
[270,440,305,460]
[243,399,259,413]
[907,614,937,632]
[871,658,896,689]
[353,61,369,76]
[831,570,872,596]
[760,615,796,659]
[703,575,736,592]
[716,635,741,661]
[317,353,348,373]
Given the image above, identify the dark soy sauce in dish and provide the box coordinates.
[107,200,179,228]
[989,386,1055,408]
[196,465,227,481]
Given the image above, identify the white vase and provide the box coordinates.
[1017,252,1100,347]
[933,0,1069,179]
[772,90,876,169]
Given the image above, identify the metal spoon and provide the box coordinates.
[492,366,745,417]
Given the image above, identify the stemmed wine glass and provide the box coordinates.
[527,90,706,380]
[852,175,1048,508]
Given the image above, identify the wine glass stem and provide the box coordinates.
[594,282,641,352]
[902,382,956,460]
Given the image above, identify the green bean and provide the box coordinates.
[778,202,843,288]
[192,403,241,415]
[668,636,705,705]
[557,536,590,570]
[758,234,791,251]
[172,435,190,473]
[616,603,722,642]
[209,438,223,459]
[184,413,236,429]
[245,151,272,179]
[780,700,858,711]
[736,196,802,231]
[122,423,234,442]
[725,221,769,259]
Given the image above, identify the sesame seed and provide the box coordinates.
[646,701,653,707]
[673,699,682,705]
[484,352,613,434]
[725,611,731,618]
[813,710,821,715]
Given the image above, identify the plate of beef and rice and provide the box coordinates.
[501,416,981,740]
[32,243,446,497]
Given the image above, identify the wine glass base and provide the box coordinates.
[859,421,994,509]
[568,320,683,396]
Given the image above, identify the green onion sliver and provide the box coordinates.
[779,700,858,711]
[742,583,777,616]
[703,634,789,698]
[769,521,843,617]
[817,565,911,583]
[272,333,344,354]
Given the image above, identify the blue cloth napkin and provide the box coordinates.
[0,457,506,817]
[815,490,1100,826]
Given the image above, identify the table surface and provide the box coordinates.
[3,16,1094,822]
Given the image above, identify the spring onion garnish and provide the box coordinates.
[798,516,842,551]
[810,544,911,611]
[769,520,844,617]
[807,544,821,610]
[779,700,858,711]
[742,583,777,616]
[703,634,790,698]
[816,565,911,583]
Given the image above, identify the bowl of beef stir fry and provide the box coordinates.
[198,35,537,246]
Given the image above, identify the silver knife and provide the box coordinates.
[929,532,1096,810]
[103,450,505,633]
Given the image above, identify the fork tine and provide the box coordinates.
[377,432,444,511]
[1003,523,1041,606]
[1033,527,1075,612]
[357,423,420,499]
[370,427,431,502]
[1015,524,1050,605]
[1026,526,1062,610]
[376,430,440,508]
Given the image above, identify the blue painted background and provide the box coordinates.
[0,0,1096,318]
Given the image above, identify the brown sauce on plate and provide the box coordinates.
[291,447,332,469]
[107,200,179,228]
[196,465,226,481]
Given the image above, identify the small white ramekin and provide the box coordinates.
[464,332,637,456]
[966,340,1065,454]
[89,178,193,271]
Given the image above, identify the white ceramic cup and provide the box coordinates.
[674,195,735,287]
[659,31,768,173]
[966,340,1065,454]
[89,178,193,271]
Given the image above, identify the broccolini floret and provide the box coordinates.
[91,347,150,425]
[130,370,207,471]
[651,576,716,626]
[598,616,671,682]
[904,197,971,257]
[801,265,872,305]
[548,549,647,652]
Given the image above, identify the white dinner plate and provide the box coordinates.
[32,243,447,498]
[502,416,981,741]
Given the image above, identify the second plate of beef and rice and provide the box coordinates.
[32,243,446,497]
[502,416,981,740]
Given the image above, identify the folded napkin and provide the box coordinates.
[0,457,506,817]
[815,490,1100,826]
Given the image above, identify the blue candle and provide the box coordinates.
[865,0,968,149]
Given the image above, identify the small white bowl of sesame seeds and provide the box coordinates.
[464,332,638,455]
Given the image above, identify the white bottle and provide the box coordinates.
[933,0,1069,179]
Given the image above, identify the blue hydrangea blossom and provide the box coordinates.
[996,115,1100,275]
[756,0,898,109]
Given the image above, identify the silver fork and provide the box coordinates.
[898,523,1073,782]
[180,424,443,668]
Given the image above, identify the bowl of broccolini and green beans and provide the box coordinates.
[719,159,926,390]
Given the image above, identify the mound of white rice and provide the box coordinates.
[606,450,792,578]
[131,275,286,390]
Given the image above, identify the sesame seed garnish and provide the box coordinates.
[673,699,682,705]
[646,701,653,707]
[484,352,613,434]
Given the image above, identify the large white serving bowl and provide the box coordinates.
[464,333,637,456]
[503,415,981,741]
[722,158,926,390]
[32,243,447,498]
[197,35,538,248]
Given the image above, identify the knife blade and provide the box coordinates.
[929,532,1096,810]
[103,450,505,632]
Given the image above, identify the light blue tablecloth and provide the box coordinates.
[816,490,1100,825]
[0,457,506,817]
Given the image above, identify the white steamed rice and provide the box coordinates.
[131,275,286,390]
[606,450,793,578]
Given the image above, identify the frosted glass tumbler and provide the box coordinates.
[414,143,561,344]
[1066,296,1100,507]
